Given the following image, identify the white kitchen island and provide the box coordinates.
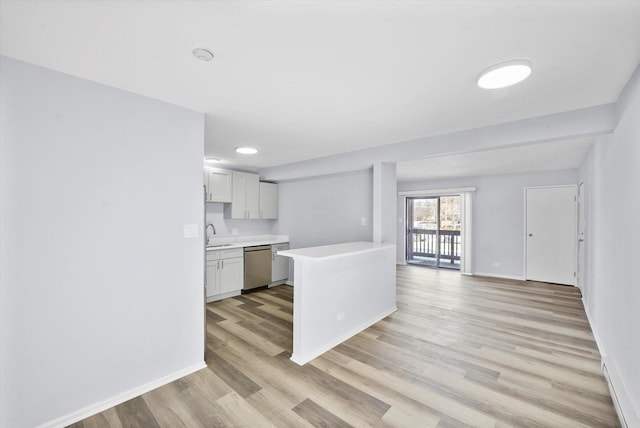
[279,241,396,365]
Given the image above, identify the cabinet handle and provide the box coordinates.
[221,260,224,269]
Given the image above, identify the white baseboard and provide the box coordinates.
[601,357,640,428]
[472,271,526,281]
[285,280,294,286]
[37,361,207,428]
[582,300,604,358]
[268,279,287,288]
[207,290,241,303]
[583,298,639,428]
[290,306,397,366]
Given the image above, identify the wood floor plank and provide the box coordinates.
[216,318,285,356]
[210,391,277,427]
[141,381,218,428]
[205,350,263,398]
[68,408,123,428]
[210,343,306,408]
[245,388,315,428]
[113,396,160,428]
[71,268,619,427]
[312,351,441,427]
[292,398,354,428]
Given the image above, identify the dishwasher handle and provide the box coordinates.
[244,245,272,252]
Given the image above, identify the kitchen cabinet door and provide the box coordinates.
[206,259,220,298]
[231,171,260,219]
[207,169,232,202]
[259,182,278,219]
[272,243,289,282]
[245,174,260,218]
[231,171,247,218]
[219,257,244,294]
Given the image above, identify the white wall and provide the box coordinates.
[274,169,373,250]
[0,56,205,428]
[579,64,640,418]
[205,202,275,238]
[397,169,578,278]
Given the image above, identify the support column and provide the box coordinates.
[373,161,397,245]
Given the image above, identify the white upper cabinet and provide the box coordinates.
[259,182,278,219]
[204,168,232,203]
[208,169,277,219]
[231,171,260,219]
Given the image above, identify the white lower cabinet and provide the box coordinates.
[206,248,244,302]
[271,242,290,284]
[219,256,244,294]
[206,257,220,298]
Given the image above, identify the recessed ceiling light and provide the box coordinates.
[477,60,532,89]
[204,157,221,163]
[192,48,214,62]
[235,147,258,155]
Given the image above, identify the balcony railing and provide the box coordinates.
[408,229,461,267]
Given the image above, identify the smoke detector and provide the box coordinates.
[192,48,214,62]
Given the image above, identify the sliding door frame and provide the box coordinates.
[400,187,475,274]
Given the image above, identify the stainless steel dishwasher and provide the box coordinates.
[243,245,272,291]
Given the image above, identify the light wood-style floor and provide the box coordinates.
[70,266,619,427]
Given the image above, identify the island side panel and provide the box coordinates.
[290,245,396,365]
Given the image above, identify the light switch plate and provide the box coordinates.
[183,224,198,238]
[361,217,367,226]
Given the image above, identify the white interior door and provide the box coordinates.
[525,186,577,286]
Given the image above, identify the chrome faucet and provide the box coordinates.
[206,223,216,244]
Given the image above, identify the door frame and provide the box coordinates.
[523,184,578,285]
[577,182,585,290]
[399,187,475,274]
[405,196,443,268]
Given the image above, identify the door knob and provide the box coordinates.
[528,233,533,237]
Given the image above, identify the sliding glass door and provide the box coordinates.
[406,196,461,269]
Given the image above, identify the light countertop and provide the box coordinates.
[278,241,395,260]
[206,234,289,251]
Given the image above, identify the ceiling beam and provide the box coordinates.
[259,103,616,182]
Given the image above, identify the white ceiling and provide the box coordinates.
[1,1,639,172]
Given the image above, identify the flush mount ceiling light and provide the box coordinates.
[477,60,532,89]
[192,48,214,62]
[235,147,258,155]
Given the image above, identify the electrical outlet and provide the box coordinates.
[360,217,367,226]
[337,312,346,321]
[492,262,500,267]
